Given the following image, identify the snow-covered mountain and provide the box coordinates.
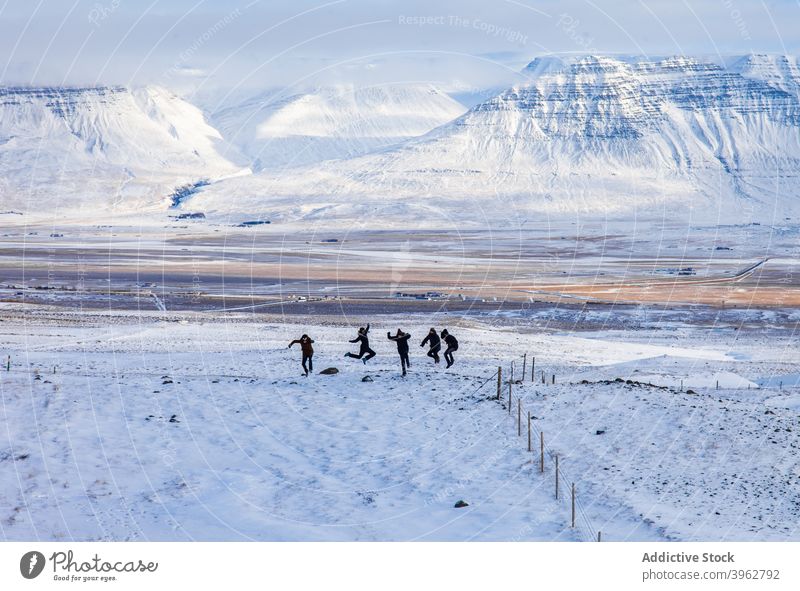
[727,53,800,94]
[209,84,466,171]
[0,86,248,216]
[4,57,800,225]
[189,54,800,224]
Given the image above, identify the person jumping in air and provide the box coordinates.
[420,327,441,364]
[387,329,412,376]
[441,329,459,369]
[345,324,376,364]
[288,334,315,376]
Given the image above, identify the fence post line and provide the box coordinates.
[571,482,576,528]
[527,411,531,452]
[508,381,512,415]
[555,455,559,499]
[522,353,527,382]
[531,356,535,383]
[497,367,502,400]
[517,398,522,436]
[540,431,544,473]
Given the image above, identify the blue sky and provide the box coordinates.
[0,0,797,100]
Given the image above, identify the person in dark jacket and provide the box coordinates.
[420,327,441,364]
[441,329,459,368]
[288,334,315,376]
[387,329,411,376]
[345,324,376,364]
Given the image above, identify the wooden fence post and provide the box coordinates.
[541,370,545,384]
[540,431,544,473]
[531,357,535,382]
[497,367,502,400]
[6,355,9,372]
[597,531,602,542]
[552,374,555,385]
[527,411,531,452]
[510,361,514,383]
[508,381,512,414]
[522,353,527,382]
[517,398,522,436]
[555,455,559,499]
[571,483,576,528]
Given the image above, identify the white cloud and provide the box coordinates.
[0,0,796,96]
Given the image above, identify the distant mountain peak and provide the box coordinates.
[0,85,248,216]
[187,53,800,224]
[210,82,466,171]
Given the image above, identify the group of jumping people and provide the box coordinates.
[288,324,459,376]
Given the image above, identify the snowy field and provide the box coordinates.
[2,304,800,542]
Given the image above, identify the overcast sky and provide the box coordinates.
[1,0,798,104]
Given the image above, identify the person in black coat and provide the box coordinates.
[387,329,411,376]
[441,329,459,368]
[288,334,315,376]
[420,327,441,363]
[345,324,376,364]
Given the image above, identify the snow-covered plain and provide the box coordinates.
[2,305,799,541]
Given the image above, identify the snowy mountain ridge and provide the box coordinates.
[0,85,249,216]
[3,55,800,224]
[209,83,467,171]
[184,53,800,225]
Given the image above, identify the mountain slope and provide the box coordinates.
[728,54,800,95]
[210,84,466,171]
[190,54,800,224]
[0,86,248,216]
